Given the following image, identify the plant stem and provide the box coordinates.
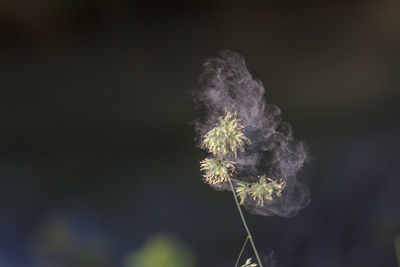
[231,177,250,185]
[235,235,249,267]
[228,177,263,267]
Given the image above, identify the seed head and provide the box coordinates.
[241,258,257,267]
[236,176,286,206]
[202,111,249,157]
[200,157,236,184]
[200,111,287,206]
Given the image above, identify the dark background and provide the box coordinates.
[1,0,400,266]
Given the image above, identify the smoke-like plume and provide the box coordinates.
[194,51,310,217]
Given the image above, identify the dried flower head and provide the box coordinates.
[202,111,249,157]
[236,176,286,206]
[200,157,235,184]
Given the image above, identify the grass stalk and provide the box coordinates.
[228,177,263,267]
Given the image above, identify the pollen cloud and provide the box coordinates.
[194,51,310,217]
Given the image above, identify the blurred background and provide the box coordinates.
[1,0,400,266]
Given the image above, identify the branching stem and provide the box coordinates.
[234,235,249,267]
[228,177,263,267]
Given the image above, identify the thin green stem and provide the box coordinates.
[228,177,263,267]
[235,235,249,267]
[230,177,250,185]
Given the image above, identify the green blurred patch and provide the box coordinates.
[395,234,400,267]
[124,234,196,267]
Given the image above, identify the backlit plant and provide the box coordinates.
[200,111,286,267]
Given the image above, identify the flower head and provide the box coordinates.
[202,112,249,157]
[236,176,286,206]
[200,157,235,184]
[200,111,287,206]
[241,258,257,267]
